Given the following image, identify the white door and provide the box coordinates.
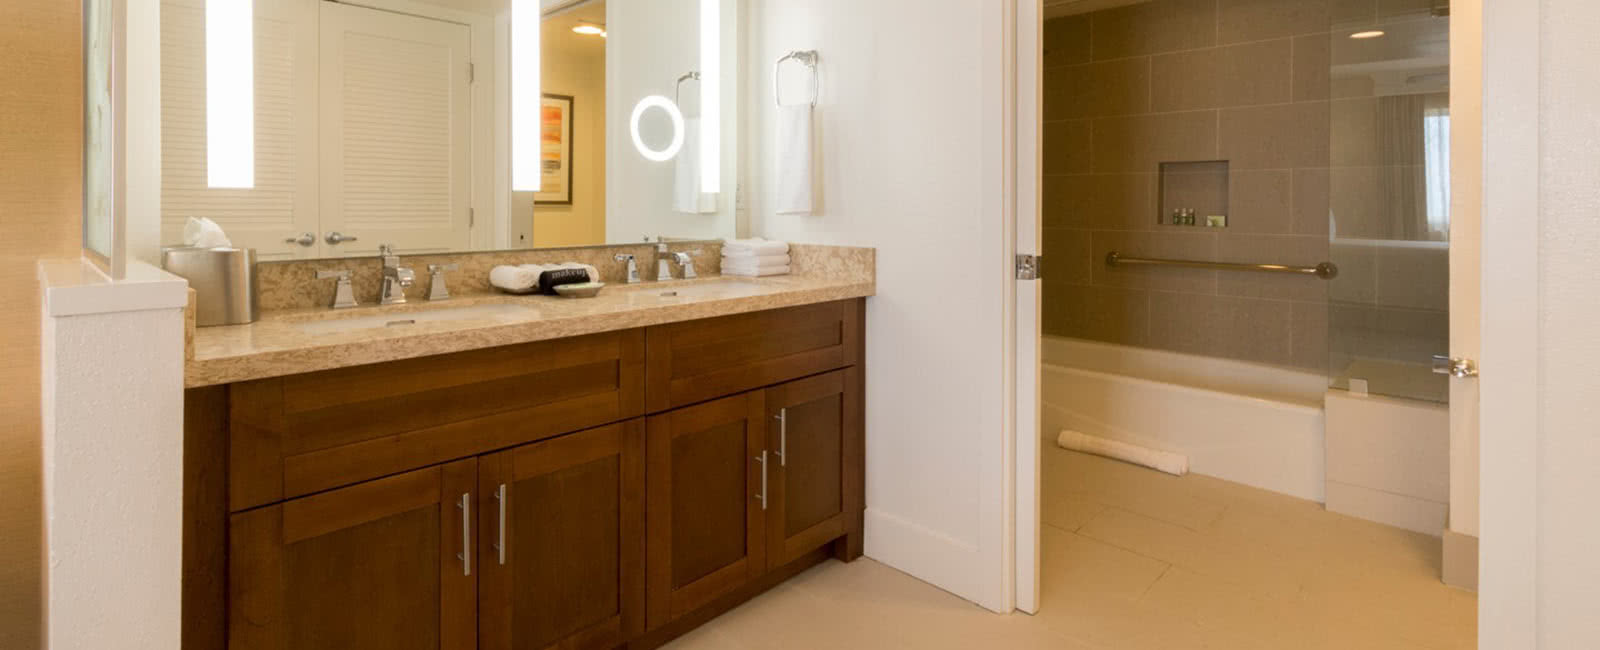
[318,2,473,257]
[160,0,320,260]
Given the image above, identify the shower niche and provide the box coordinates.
[1158,161,1230,228]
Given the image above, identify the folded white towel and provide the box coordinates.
[722,264,790,277]
[721,254,790,269]
[721,238,789,256]
[490,265,540,292]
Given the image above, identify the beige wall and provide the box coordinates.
[524,13,607,248]
[0,1,84,648]
[1041,0,1333,370]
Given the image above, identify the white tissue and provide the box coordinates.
[183,217,234,249]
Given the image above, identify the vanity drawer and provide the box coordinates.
[644,299,863,412]
[230,329,646,511]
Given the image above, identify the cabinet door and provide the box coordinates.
[646,392,768,629]
[229,459,477,650]
[765,369,862,568]
[478,421,645,650]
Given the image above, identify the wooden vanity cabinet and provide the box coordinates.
[228,459,479,650]
[477,421,646,650]
[764,368,863,569]
[187,298,866,650]
[644,392,770,628]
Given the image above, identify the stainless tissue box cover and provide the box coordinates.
[162,247,259,326]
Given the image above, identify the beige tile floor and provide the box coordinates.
[665,444,1477,649]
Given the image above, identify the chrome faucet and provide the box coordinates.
[671,251,699,280]
[614,254,641,284]
[379,244,415,305]
[655,243,674,282]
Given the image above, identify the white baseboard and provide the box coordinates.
[1443,529,1479,591]
[863,508,992,611]
[1325,481,1447,536]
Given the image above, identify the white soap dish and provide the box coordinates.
[553,282,606,299]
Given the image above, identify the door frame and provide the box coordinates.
[1007,0,1042,616]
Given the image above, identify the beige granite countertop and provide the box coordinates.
[186,273,874,387]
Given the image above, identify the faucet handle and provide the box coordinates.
[315,270,359,309]
[379,244,395,257]
[614,254,641,284]
[427,264,460,301]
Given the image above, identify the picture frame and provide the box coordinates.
[535,93,575,205]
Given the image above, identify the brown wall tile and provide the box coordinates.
[1046,283,1152,345]
[1219,101,1330,169]
[1332,0,1378,24]
[1292,35,1332,101]
[1291,168,1332,235]
[1091,0,1218,60]
[1044,174,1095,229]
[1091,173,1160,230]
[1045,119,1094,174]
[1092,230,1220,293]
[1227,170,1294,234]
[1046,57,1153,120]
[1044,229,1095,285]
[1289,301,1331,370]
[1044,14,1093,68]
[1093,111,1219,173]
[1149,292,1296,366]
[1219,0,1331,44]
[1152,49,1220,112]
[1217,39,1294,107]
[1216,234,1332,302]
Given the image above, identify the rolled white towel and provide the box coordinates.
[722,264,790,278]
[490,265,540,292]
[1057,430,1188,477]
[722,238,789,256]
[720,254,790,269]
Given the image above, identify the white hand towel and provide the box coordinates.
[775,105,814,215]
[721,238,790,256]
[183,217,233,249]
[490,265,540,292]
[674,118,716,214]
[722,265,790,278]
[720,254,790,269]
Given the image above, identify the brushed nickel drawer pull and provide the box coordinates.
[456,493,471,576]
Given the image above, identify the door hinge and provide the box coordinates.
[469,207,476,227]
[1015,254,1042,280]
[468,62,476,83]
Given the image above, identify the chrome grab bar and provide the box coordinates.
[1105,251,1339,280]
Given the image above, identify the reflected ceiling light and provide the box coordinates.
[572,21,606,36]
[1349,30,1386,39]
[207,0,254,189]
[698,0,720,194]
[630,95,686,162]
[512,0,542,192]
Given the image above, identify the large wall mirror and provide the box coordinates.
[149,0,742,260]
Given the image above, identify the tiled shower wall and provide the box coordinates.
[1042,0,1336,370]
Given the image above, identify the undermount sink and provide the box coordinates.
[648,279,766,300]
[295,303,540,335]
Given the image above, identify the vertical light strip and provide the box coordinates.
[206,0,254,188]
[512,0,542,192]
[698,0,720,194]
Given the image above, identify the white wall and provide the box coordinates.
[746,0,1011,610]
[40,260,189,650]
[1481,0,1600,646]
[1529,0,1600,645]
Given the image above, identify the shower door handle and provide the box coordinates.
[1432,356,1479,379]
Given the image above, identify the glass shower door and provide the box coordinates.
[1326,3,1452,403]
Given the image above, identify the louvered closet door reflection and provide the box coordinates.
[319,2,472,256]
[160,0,319,260]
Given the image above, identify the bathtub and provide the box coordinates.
[1042,337,1328,502]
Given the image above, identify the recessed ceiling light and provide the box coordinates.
[573,22,606,36]
[1350,30,1386,39]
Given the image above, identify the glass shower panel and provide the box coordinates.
[1326,4,1452,403]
